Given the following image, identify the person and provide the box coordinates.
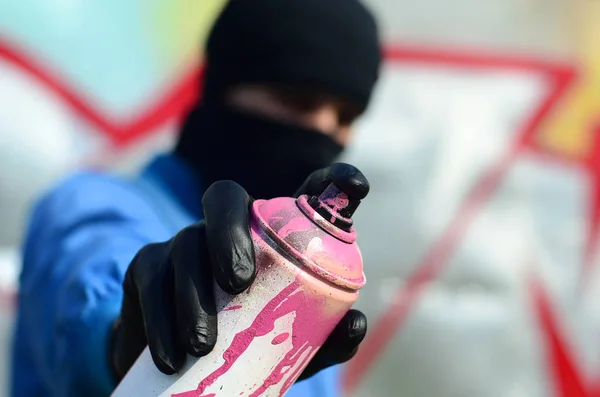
[11,0,381,396]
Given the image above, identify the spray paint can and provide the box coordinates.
[112,181,366,396]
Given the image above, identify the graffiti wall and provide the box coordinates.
[1,1,599,396]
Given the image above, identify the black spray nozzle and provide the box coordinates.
[302,163,369,232]
[308,182,364,232]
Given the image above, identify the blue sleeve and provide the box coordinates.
[287,366,341,397]
[15,173,173,397]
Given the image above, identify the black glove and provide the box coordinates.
[110,162,370,383]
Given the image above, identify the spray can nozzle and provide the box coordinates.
[308,182,362,232]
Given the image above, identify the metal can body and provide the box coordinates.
[168,220,357,396]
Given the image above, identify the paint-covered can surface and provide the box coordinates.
[112,182,366,397]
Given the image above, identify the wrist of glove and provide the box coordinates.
[110,163,370,383]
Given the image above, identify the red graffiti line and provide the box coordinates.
[532,277,600,397]
[581,126,600,280]
[0,36,201,147]
[342,50,577,394]
[0,288,16,312]
[0,37,573,151]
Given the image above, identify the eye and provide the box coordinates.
[270,87,325,113]
[266,85,362,125]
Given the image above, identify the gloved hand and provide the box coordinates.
[110,162,369,383]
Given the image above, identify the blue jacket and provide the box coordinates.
[12,154,339,397]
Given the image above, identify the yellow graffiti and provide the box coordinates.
[540,0,600,160]
[149,0,227,69]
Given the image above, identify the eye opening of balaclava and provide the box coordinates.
[175,0,382,199]
[224,83,366,129]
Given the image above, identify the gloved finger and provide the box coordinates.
[172,223,218,357]
[140,257,186,375]
[294,163,370,200]
[294,167,329,198]
[295,162,370,199]
[113,243,163,380]
[298,309,367,381]
[202,180,256,295]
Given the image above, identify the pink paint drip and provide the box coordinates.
[222,305,243,312]
[320,185,350,224]
[271,333,289,345]
[319,199,348,224]
[172,280,338,397]
[323,194,349,209]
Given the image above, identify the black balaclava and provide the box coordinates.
[175,0,381,199]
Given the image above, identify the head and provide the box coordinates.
[176,0,381,199]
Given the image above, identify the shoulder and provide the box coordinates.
[29,171,160,233]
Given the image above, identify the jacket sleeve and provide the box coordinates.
[287,366,342,397]
[17,173,173,397]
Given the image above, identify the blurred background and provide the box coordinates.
[0,0,599,396]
